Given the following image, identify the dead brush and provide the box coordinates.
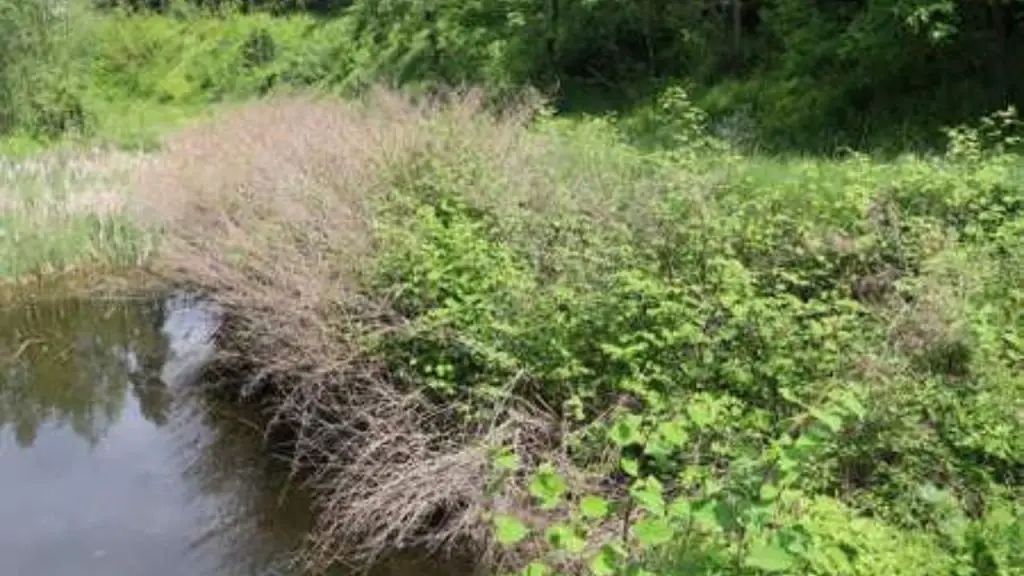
[285,379,563,574]
[134,87,613,572]
[886,264,974,378]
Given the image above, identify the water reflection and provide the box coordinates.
[173,398,315,576]
[0,296,309,576]
[0,296,466,576]
[0,298,168,448]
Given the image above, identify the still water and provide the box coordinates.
[0,295,455,576]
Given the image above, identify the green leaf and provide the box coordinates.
[630,477,665,516]
[794,433,820,451]
[693,501,721,532]
[633,517,675,548]
[589,545,622,576]
[655,419,689,448]
[778,387,802,406]
[522,562,549,576]
[813,545,853,573]
[643,437,673,460]
[580,496,611,520]
[744,543,797,572]
[839,394,866,420]
[759,483,780,502]
[779,488,803,506]
[703,477,723,496]
[810,408,843,434]
[492,448,520,472]
[530,464,568,510]
[493,514,530,545]
[546,524,587,555]
[667,496,691,519]
[608,413,644,447]
[687,403,713,428]
[620,457,640,477]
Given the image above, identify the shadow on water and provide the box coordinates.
[0,295,466,576]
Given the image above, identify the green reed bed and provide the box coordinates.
[0,148,154,282]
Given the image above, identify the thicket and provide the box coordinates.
[3,0,1024,151]
[137,89,1023,575]
[0,0,93,138]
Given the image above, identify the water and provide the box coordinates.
[0,295,456,576]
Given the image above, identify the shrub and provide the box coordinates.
[0,0,95,138]
[89,8,330,103]
[140,89,1023,575]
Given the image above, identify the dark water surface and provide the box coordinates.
[0,295,458,576]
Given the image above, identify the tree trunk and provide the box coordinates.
[732,0,742,57]
[547,0,559,73]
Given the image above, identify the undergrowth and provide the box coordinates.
[138,89,1023,576]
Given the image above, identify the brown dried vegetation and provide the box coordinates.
[135,89,579,572]
[886,261,975,378]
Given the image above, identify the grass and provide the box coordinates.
[0,147,155,283]
[84,98,218,152]
[0,96,250,286]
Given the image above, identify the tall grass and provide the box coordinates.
[0,148,154,281]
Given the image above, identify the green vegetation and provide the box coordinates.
[0,1,1020,574]
[139,92,1023,575]
[404,106,1024,576]
[2,0,1024,151]
[0,149,153,281]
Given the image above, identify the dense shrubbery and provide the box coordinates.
[3,0,1024,151]
[392,104,1023,576]
[0,1,332,140]
[0,0,94,138]
[136,90,1022,575]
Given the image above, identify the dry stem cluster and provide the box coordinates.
[135,89,571,572]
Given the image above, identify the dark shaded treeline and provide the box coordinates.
[90,0,1024,151]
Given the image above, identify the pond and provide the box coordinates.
[0,295,459,576]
